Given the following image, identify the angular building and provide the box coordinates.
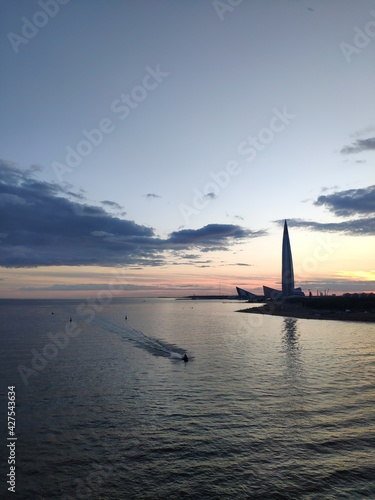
[236,287,263,302]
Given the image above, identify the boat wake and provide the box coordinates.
[123,325,185,359]
[96,317,190,361]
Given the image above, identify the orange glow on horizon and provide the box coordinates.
[337,270,375,281]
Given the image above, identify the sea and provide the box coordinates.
[0,297,374,499]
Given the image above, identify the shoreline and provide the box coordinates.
[237,303,375,323]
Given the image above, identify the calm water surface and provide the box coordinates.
[0,298,374,499]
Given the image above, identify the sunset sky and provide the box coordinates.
[0,0,374,298]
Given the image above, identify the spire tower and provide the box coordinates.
[281,220,294,297]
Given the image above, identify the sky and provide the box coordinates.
[0,0,374,298]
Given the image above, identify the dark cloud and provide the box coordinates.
[278,217,375,236]
[144,193,161,199]
[220,262,253,267]
[179,254,200,260]
[341,137,375,154]
[203,192,216,200]
[275,185,375,236]
[0,162,264,268]
[314,185,375,217]
[168,224,265,247]
[170,253,213,267]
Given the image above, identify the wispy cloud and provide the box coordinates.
[20,282,230,292]
[350,126,375,138]
[0,162,265,268]
[101,200,125,210]
[27,164,45,175]
[21,283,161,292]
